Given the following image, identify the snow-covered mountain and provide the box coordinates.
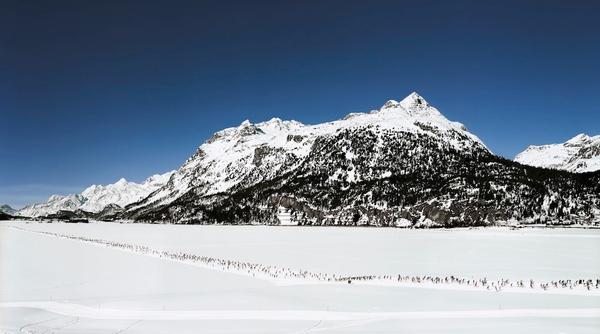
[125,92,599,227]
[19,92,599,226]
[18,194,87,218]
[80,172,173,212]
[0,204,17,215]
[18,171,174,217]
[125,92,488,216]
[515,134,600,173]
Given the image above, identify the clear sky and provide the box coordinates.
[2,0,599,208]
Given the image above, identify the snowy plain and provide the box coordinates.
[1,221,599,333]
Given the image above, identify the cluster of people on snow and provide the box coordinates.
[14,226,599,293]
[337,275,600,291]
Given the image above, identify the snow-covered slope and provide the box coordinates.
[0,204,17,215]
[126,92,488,214]
[18,194,87,217]
[80,172,174,212]
[18,171,174,217]
[515,134,600,173]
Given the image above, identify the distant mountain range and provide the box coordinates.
[17,172,173,217]
[15,93,600,227]
[0,204,16,215]
[515,134,600,173]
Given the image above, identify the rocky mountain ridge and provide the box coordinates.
[515,134,600,173]
[18,171,174,217]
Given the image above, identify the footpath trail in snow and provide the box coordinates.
[2,301,600,321]
[9,226,600,296]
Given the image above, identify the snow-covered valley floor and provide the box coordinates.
[1,221,599,333]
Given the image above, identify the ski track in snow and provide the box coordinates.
[1,302,600,321]
[8,226,600,297]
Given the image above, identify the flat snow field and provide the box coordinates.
[1,221,599,333]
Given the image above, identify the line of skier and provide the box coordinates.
[12,226,599,293]
[337,275,600,291]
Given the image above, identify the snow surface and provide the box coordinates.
[8,221,600,281]
[1,221,599,333]
[515,133,600,172]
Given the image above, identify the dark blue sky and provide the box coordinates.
[2,0,599,208]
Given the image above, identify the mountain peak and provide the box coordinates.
[144,170,175,186]
[381,99,400,109]
[379,92,432,113]
[114,178,128,186]
[48,194,65,202]
[566,133,590,145]
[400,91,429,110]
